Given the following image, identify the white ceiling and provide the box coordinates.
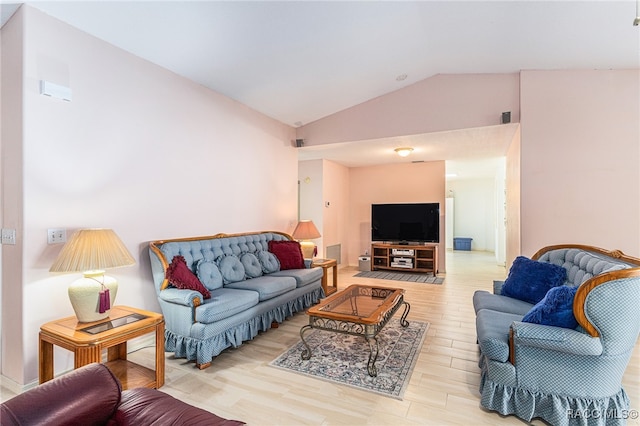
[2,1,639,175]
[297,123,518,173]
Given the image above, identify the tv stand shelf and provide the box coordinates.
[371,243,438,274]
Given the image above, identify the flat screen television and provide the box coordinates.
[371,203,440,243]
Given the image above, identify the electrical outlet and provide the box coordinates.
[1,228,16,245]
[47,228,67,244]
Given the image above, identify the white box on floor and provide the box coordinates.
[358,256,371,271]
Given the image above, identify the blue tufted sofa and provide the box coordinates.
[473,244,640,425]
[149,231,324,369]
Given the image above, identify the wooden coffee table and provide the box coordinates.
[300,284,410,377]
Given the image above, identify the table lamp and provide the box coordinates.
[49,228,135,322]
[292,220,321,259]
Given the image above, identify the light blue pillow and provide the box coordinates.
[216,255,245,284]
[195,259,223,290]
[257,250,280,274]
[241,253,263,278]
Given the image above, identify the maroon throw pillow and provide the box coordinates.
[166,255,211,299]
[268,240,305,270]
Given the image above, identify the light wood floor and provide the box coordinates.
[3,251,638,425]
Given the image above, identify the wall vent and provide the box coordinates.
[326,244,341,264]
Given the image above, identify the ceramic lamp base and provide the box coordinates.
[68,271,118,322]
[299,241,316,259]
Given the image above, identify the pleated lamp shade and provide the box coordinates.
[50,229,135,322]
[50,229,135,273]
[292,220,321,240]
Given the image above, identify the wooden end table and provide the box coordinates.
[312,258,338,296]
[39,305,165,389]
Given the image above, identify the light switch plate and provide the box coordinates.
[1,228,16,245]
[47,228,67,244]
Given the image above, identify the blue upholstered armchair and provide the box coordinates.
[475,245,640,425]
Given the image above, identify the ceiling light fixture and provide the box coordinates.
[394,147,414,157]
[635,0,640,25]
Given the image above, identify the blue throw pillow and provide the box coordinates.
[501,256,567,304]
[216,255,246,284]
[195,259,223,291]
[240,253,263,278]
[522,285,578,329]
[257,250,280,274]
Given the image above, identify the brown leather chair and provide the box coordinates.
[1,363,244,425]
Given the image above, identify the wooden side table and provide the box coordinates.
[312,258,338,296]
[39,305,165,389]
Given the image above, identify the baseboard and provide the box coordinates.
[124,334,157,356]
[1,373,35,396]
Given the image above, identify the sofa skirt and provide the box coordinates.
[165,287,323,365]
[479,357,631,426]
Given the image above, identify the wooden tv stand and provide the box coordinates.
[371,243,438,274]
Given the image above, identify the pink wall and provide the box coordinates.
[0,6,25,387]
[297,73,520,145]
[298,159,354,265]
[321,160,350,263]
[299,69,639,264]
[2,6,298,386]
[298,160,324,253]
[348,161,446,272]
[505,126,521,267]
[520,70,640,257]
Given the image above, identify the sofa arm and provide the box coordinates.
[0,363,121,426]
[115,388,245,425]
[305,259,312,268]
[159,287,203,307]
[511,321,603,357]
[493,280,504,295]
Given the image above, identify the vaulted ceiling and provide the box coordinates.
[3,1,639,173]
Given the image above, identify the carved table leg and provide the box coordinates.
[366,336,379,377]
[400,301,411,328]
[300,324,313,360]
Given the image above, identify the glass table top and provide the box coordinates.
[308,285,404,324]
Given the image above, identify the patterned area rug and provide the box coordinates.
[354,270,444,284]
[269,319,428,400]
